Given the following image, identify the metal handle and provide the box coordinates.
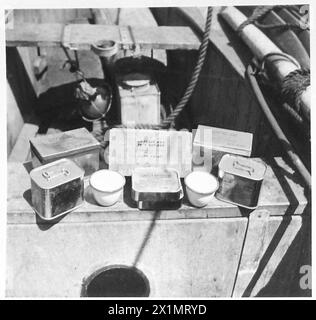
[42,168,70,181]
[233,160,254,176]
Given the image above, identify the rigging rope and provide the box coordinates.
[252,52,310,125]
[160,7,213,128]
[237,5,308,35]
[281,68,310,116]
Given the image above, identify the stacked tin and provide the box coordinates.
[30,127,101,176]
[29,127,101,220]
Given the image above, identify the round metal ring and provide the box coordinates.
[91,40,119,58]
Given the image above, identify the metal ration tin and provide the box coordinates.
[118,73,161,126]
[131,167,183,210]
[30,158,84,220]
[30,128,101,176]
[193,125,253,173]
[137,188,184,210]
[216,154,267,209]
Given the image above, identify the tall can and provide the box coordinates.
[216,155,267,209]
[30,158,84,220]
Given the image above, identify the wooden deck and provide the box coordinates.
[6,23,201,51]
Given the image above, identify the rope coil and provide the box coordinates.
[252,52,309,125]
[281,68,310,115]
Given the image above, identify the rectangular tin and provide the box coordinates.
[30,127,100,176]
[137,188,184,210]
[30,158,84,220]
[215,154,267,209]
[193,125,253,172]
[109,128,192,177]
[132,167,183,209]
[118,82,161,126]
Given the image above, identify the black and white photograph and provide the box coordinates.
[2,1,312,301]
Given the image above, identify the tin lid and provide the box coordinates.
[218,154,267,181]
[132,167,182,201]
[30,158,84,189]
[30,128,100,162]
[194,125,253,155]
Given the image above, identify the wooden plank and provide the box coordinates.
[8,123,39,163]
[6,23,201,50]
[6,217,247,297]
[6,23,64,47]
[13,8,92,24]
[91,8,167,65]
[233,211,303,297]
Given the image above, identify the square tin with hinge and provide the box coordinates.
[117,73,161,126]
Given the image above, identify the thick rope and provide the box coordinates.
[254,52,310,125]
[160,6,213,127]
[246,63,311,190]
[281,68,310,115]
[237,6,275,35]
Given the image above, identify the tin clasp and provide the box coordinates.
[233,160,254,176]
[42,168,70,181]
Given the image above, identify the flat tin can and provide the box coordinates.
[137,188,184,210]
[216,154,267,209]
[30,127,100,176]
[193,125,253,172]
[132,167,183,202]
[30,158,84,221]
